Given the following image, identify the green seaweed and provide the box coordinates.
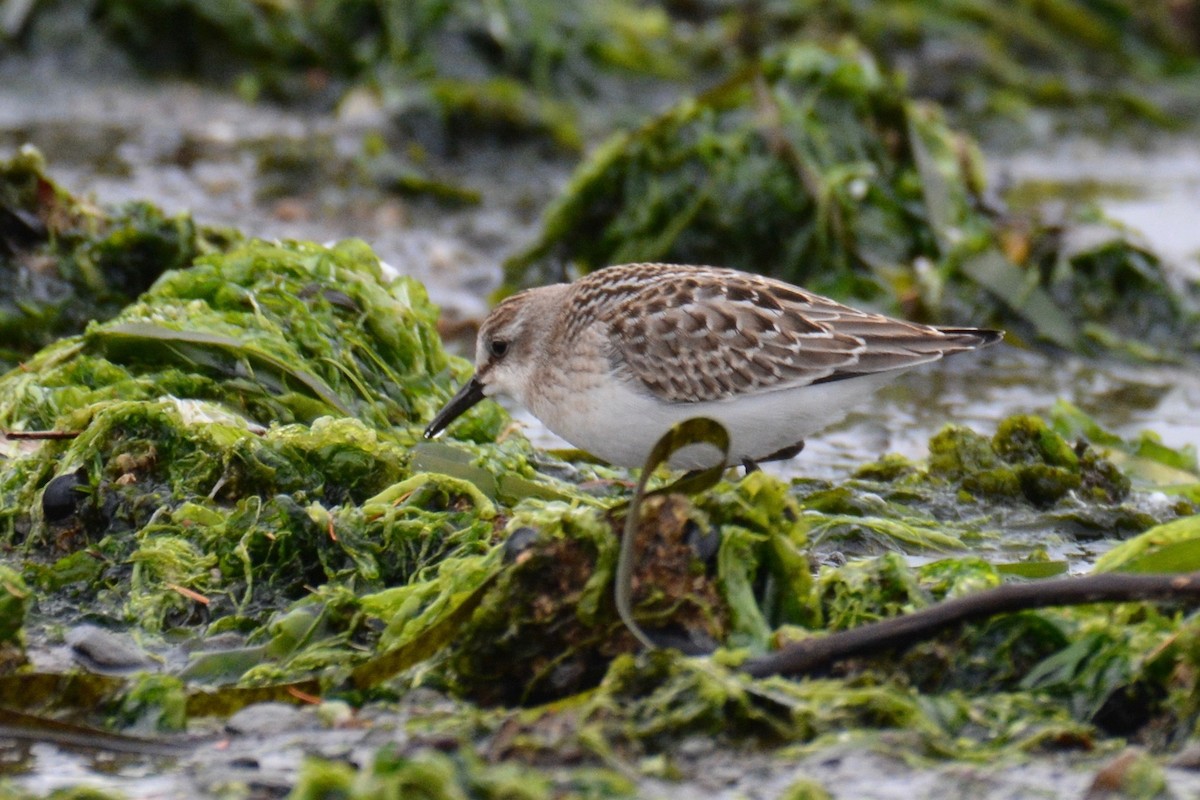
[926,415,1131,507]
[4,179,1200,792]
[681,0,1200,133]
[435,494,720,705]
[579,649,1095,757]
[70,0,1200,141]
[287,747,634,800]
[1051,399,1200,500]
[0,236,508,642]
[508,42,978,303]
[0,146,236,373]
[1093,515,1200,574]
[0,564,29,675]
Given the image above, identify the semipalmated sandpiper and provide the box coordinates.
[425,263,1002,469]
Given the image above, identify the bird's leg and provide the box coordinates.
[741,440,805,475]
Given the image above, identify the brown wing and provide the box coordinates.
[579,264,998,403]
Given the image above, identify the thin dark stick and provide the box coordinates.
[4,430,80,440]
[742,572,1200,678]
[0,708,195,757]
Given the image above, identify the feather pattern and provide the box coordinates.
[559,263,1000,403]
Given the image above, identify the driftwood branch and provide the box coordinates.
[0,708,193,757]
[4,430,79,440]
[742,571,1200,679]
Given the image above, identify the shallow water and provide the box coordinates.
[994,137,1200,280]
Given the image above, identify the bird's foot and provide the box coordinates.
[741,440,806,474]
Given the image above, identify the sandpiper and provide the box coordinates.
[424,263,1002,470]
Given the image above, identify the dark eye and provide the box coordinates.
[488,339,509,359]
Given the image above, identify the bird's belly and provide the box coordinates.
[529,372,895,469]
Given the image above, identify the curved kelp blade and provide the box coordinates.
[959,250,1077,349]
[615,417,730,651]
[0,672,125,714]
[994,560,1070,579]
[410,440,575,504]
[0,673,199,755]
[185,680,324,719]
[806,513,966,552]
[89,322,353,416]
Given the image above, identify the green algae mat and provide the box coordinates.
[2,218,1200,798]
[2,19,1200,787]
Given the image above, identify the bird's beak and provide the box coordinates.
[424,376,486,439]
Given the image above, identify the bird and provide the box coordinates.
[424,263,1003,470]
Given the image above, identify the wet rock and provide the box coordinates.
[66,624,155,674]
[225,701,308,736]
[684,519,720,563]
[501,526,539,563]
[41,467,89,523]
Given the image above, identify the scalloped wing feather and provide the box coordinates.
[572,263,996,403]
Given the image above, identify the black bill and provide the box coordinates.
[424,376,486,439]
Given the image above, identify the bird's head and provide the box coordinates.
[423,284,566,439]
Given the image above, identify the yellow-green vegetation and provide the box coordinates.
[1,214,1199,794]
[927,414,1131,507]
[0,564,28,674]
[287,749,634,800]
[0,236,508,634]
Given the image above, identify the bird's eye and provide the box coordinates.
[488,339,509,359]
